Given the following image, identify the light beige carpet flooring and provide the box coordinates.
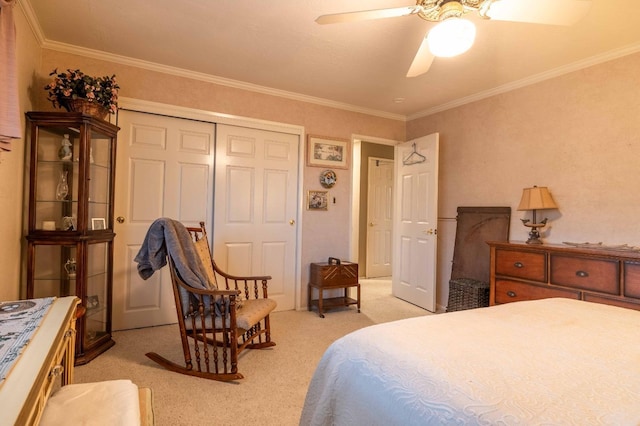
[76,278,429,426]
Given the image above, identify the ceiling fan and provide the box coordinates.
[316,0,592,77]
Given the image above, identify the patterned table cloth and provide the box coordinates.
[0,297,55,383]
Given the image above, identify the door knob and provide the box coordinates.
[424,228,437,235]
[289,219,295,225]
[116,216,125,224]
[369,222,375,227]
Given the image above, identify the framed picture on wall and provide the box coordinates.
[307,190,328,211]
[307,135,349,169]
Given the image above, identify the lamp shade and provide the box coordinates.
[517,186,558,211]
[427,18,476,58]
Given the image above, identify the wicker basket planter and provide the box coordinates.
[62,98,109,120]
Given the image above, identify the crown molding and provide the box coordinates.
[19,0,404,121]
[408,42,640,121]
[20,0,640,124]
[18,0,45,45]
[35,39,406,122]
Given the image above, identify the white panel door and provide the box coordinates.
[392,134,439,312]
[366,158,393,278]
[113,111,214,330]
[214,124,298,311]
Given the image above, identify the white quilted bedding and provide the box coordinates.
[300,298,640,426]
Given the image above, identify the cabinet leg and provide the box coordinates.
[318,288,324,318]
[356,283,361,313]
[318,287,324,318]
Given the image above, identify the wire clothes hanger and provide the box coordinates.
[403,142,426,165]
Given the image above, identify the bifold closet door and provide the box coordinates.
[214,124,299,311]
[113,110,214,330]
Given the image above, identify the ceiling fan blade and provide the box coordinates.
[316,6,419,25]
[406,36,435,78]
[483,0,592,26]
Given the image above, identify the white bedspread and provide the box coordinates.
[300,298,640,425]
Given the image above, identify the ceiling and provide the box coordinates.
[24,0,640,119]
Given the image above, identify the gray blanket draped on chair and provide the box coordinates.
[134,217,208,290]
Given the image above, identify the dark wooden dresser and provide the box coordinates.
[489,241,640,311]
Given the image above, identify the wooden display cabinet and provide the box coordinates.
[24,112,119,364]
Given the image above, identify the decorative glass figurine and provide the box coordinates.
[58,134,72,161]
[56,170,69,200]
[64,258,77,279]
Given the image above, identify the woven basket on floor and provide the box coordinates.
[446,278,489,312]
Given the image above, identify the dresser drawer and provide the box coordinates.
[495,249,546,282]
[495,279,581,304]
[550,255,619,294]
[584,293,640,311]
[623,261,640,299]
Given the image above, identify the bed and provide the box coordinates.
[300,298,640,425]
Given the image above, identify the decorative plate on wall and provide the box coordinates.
[319,169,337,188]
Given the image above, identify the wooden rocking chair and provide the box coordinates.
[145,221,276,381]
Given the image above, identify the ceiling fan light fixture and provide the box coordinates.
[427,18,476,58]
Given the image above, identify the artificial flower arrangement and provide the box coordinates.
[44,68,120,114]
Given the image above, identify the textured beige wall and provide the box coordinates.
[0,6,39,301]
[11,16,639,311]
[32,50,406,307]
[408,52,640,308]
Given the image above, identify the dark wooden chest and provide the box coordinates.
[309,262,358,287]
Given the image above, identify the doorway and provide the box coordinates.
[354,141,394,278]
[351,135,439,311]
[351,136,395,301]
[366,157,393,278]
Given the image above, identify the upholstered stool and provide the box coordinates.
[446,278,490,312]
[40,379,154,425]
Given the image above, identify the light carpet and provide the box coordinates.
[76,278,429,426]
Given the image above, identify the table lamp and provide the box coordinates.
[517,186,558,244]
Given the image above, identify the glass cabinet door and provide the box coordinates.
[85,241,111,345]
[32,126,81,232]
[87,128,114,232]
[30,243,78,298]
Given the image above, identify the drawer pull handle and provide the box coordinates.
[507,291,517,297]
[514,262,524,268]
[576,270,589,278]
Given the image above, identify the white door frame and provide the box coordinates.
[350,135,400,271]
[117,97,305,310]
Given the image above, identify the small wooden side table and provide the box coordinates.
[308,261,361,318]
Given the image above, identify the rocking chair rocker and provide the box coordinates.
[143,220,276,381]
